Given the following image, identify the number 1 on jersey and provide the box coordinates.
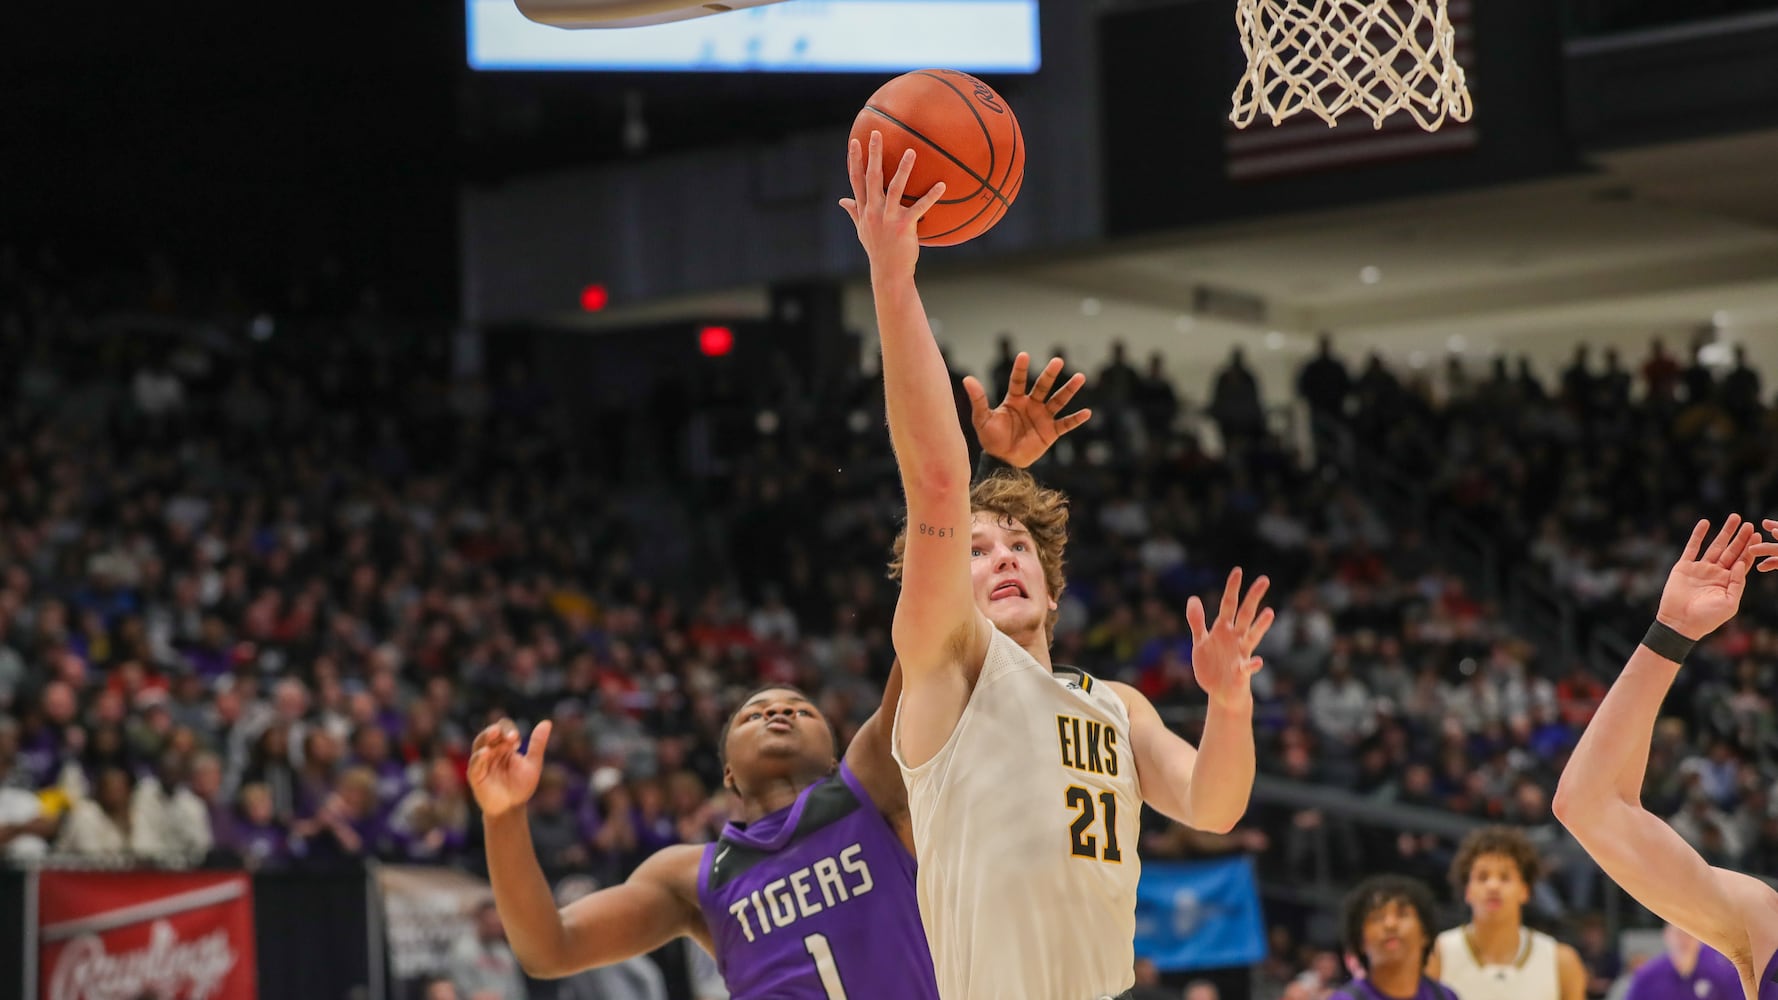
[803,933,849,999]
[1065,785,1123,863]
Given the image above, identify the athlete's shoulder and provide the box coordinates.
[641,843,707,902]
[646,842,706,876]
[1540,928,1579,964]
[1431,926,1468,959]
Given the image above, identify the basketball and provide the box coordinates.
[850,69,1025,247]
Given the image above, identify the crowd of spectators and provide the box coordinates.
[1307,332,1778,876]
[6,246,1778,999]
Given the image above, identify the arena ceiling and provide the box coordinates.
[566,129,1778,394]
[883,127,1778,389]
[1001,128,1778,349]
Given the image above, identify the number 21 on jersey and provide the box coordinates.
[1065,785,1123,863]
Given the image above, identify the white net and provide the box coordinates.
[1231,0,1474,131]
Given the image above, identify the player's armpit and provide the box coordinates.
[847,709,915,855]
[845,660,914,850]
[1111,680,1200,827]
[548,845,705,978]
[887,615,979,770]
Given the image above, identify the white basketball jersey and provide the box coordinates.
[893,627,1142,1000]
[1434,926,1561,1000]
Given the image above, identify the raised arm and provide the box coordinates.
[1118,568,1271,833]
[841,134,984,765]
[848,357,1093,841]
[470,721,705,978]
[1552,517,1778,971]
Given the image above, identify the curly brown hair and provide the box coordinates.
[1450,825,1543,892]
[1342,874,1439,971]
[886,469,1070,638]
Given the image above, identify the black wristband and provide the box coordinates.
[1641,620,1698,663]
[974,450,1018,483]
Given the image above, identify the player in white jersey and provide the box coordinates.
[1426,826,1586,1000]
[840,132,1274,1000]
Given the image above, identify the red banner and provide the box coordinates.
[37,870,257,1000]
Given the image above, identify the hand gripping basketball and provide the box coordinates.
[848,70,1025,246]
[839,131,947,281]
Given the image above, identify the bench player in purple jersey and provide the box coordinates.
[1555,516,1778,1000]
[467,357,1094,1000]
[1329,875,1459,1000]
[1624,923,1745,1000]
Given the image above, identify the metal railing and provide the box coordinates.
[1311,414,1608,673]
[1253,775,1486,840]
[1243,776,1491,918]
[1247,775,1635,934]
[1585,622,1638,674]
[1434,511,1501,605]
[1506,564,1580,663]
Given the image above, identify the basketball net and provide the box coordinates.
[1230,0,1474,131]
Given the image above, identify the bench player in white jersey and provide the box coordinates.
[1426,826,1586,1000]
[839,133,1275,1000]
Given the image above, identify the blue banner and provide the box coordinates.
[1133,857,1268,972]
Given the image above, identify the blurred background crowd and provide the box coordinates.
[5,248,1778,999]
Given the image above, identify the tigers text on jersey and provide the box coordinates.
[893,627,1142,1000]
[1433,926,1560,1000]
[696,762,939,1000]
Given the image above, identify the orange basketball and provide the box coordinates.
[850,70,1025,247]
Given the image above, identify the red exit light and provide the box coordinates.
[699,326,735,357]
[579,284,609,312]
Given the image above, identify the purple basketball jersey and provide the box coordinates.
[1625,947,1743,1000]
[697,762,938,1000]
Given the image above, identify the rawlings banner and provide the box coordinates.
[37,870,257,1000]
[376,863,494,989]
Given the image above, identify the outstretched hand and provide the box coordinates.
[467,718,553,820]
[963,352,1092,469]
[1187,568,1273,708]
[1657,516,1759,640]
[1758,519,1778,573]
[839,132,946,281]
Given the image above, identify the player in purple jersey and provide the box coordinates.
[693,686,931,999]
[1555,516,1778,1000]
[1328,875,1458,1000]
[1625,924,1745,1000]
[466,359,1092,999]
[470,674,936,999]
